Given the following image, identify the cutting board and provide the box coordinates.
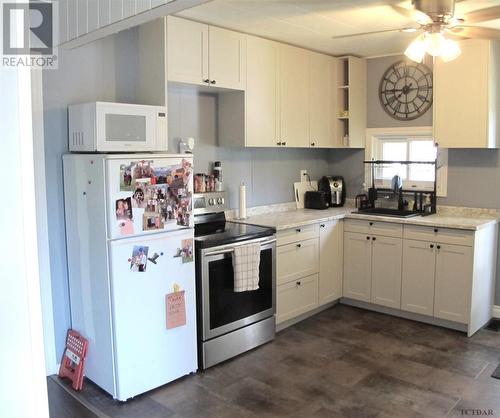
[294,182,316,209]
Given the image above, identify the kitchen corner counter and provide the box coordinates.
[231,206,499,232]
[345,212,498,231]
[230,207,353,230]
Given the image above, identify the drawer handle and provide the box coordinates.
[437,245,441,250]
[296,281,301,286]
[369,222,373,226]
[296,243,302,248]
[434,228,438,233]
[296,228,301,233]
[430,244,434,249]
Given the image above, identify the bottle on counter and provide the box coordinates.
[214,161,223,191]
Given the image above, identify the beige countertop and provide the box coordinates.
[232,206,498,231]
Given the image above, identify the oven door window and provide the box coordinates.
[208,248,273,330]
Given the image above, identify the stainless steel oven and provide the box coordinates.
[200,236,276,340]
[194,192,276,369]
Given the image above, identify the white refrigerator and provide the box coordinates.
[63,153,197,401]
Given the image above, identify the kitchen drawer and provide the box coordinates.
[344,219,403,238]
[277,238,319,285]
[277,223,319,246]
[276,274,319,324]
[403,225,474,247]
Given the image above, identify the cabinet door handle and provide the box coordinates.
[311,142,315,146]
[430,244,434,249]
[296,228,301,233]
[203,79,210,83]
[366,236,370,240]
[320,224,325,228]
[282,141,286,146]
[210,80,216,84]
[296,281,301,286]
[296,243,302,248]
[437,245,441,250]
[434,228,438,233]
[372,237,376,241]
[369,222,373,226]
[277,141,282,146]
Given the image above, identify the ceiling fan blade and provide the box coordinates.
[390,5,432,24]
[462,6,500,24]
[331,27,419,40]
[450,25,500,40]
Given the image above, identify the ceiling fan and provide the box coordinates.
[331,0,500,62]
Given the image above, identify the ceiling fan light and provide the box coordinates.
[440,38,461,62]
[426,32,446,56]
[404,34,427,63]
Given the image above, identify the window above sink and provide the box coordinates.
[365,126,448,197]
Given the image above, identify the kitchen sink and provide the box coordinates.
[354,208,422,218]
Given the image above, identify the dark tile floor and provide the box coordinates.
[49,305,500,418]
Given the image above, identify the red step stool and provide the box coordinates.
[58,330,89,391]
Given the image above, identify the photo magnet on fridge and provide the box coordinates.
[173,238,194,264]
[116,197,134,235]
[130,246,149,272]
[119,164,134,191]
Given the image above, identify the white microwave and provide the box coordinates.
[68,102,168,152]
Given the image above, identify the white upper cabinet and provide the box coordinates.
[245,36,279,147]
[433,39,500,148]
[167,17,209,86]
[208,26,246,90]
[166,16,246,90]
[309,52,338,148]
[279,44,310,148]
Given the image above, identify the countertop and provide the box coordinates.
[231,207,498,231]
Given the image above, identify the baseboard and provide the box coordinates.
[493,305,500,319]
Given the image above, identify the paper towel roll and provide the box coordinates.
[239,183,247,219]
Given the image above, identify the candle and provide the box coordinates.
[239,182,246,219]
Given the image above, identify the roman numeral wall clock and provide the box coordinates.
[379,60,433,121]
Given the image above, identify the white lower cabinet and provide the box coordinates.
[343,232,372,302]
[319,220,343,305]
[401,239,436,316]
[371,236,402,309]
[434,244,473,324]
[277,238,319,285]
[277,220,343,325]
[276,274,319,324]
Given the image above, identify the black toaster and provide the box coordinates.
[304,191,330,210]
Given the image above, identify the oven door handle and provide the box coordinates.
[203,238,276,257]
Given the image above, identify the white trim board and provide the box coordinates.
[493,305,500,319]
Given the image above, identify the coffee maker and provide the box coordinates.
[318,176,346,207]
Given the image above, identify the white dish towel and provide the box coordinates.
[232,243,261,292]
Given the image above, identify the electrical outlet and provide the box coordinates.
[300,170,308,183]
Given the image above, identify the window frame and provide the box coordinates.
[365,127,448,197]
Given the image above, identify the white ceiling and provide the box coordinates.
[177,0,500,57]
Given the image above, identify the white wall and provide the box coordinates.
[43,26,142,361]
[0,66,49,417]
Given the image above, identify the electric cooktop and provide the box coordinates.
[194,213,275,249]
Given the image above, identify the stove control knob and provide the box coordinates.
[217,197,224,205]
[208,198,214,205]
